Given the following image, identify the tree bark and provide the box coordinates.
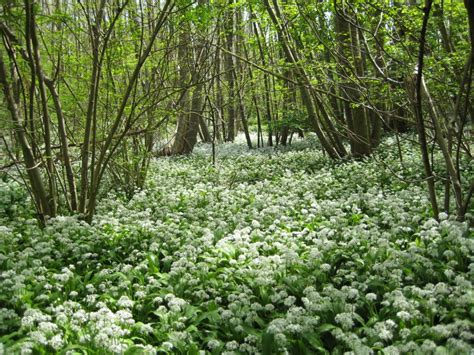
[263,0,339,158]
[172,28,192,155]
[224,0,236,142]
[335,2,371,157]
[0,52,52,221]
[251,11,273,147]
[45,78,78,211]
[26,0,57,215]
[79,0,107,213]
[409,0,439,218]
[86,0,175,222]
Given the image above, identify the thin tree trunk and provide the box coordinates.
[27,0,57,216]
[251,12,273,146]
[215,18,224,142]
[86,0,175,222]
[79,0,107,213]
[421,77,463,214]
[45,79,78,211]
[434,3,455,53]
[409,0,439,218]
[172,29,192,155]
[183,82,204,153]
[335,2,371,157]
[0,53,52,221]
[224,0,236,142]
[263,0,339,158]
[199,115,212,143]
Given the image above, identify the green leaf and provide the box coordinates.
[302,333,328,353]
[59,344,91,354]
[317,324,337,333]
[125,345,149,354]
[262,332,276,355]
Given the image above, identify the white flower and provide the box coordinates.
[274,333,287,346]
[207,339,221,350]
[168,297,186,312]
[251,220,261,229]
[85,294,97,305]
[55,313,68,326]
[334,312,354,330]
[49,334,64,350]
[379,327,393,341]
[141,345,157,355]
[221,310,233,320]
[375,321,394,341]
[20,341,34,354]
[21,309,51,328]
[284,296,296,307]
[225,340,239,350]
[38,322,58,334]
[347,288,359,300]
[136,322,154,335]
[29,331,48,345]
[366,293,377,302]
[135,290,146,299]
[149,242,160,252]
[162,341,173,350]
[320,264,331,272]
[397,310,411,321]
[116,310,135,325]
[108,341,128,354]
[54,268,73,283]
[72,310,88,324]
[438,212,448,221]
[117,295,134,309]
[420,339,436,352]
[264,304,275,312]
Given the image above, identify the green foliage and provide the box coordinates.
[0,136,472,353]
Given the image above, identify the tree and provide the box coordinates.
[1,0,176,222]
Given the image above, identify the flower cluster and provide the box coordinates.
[0,135,472,353]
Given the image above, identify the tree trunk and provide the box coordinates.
[0,53,52,221]
[224,0,236,142]
[335,2,371,157]
[172,29,192,155]
[251,11,273,147]
[26,0,57,215]
[45,79,78,211]
[79,0,107,213]
[408,0,439,218]
[263,0,339,158]
[183,82,204,153]
[86,0,175,222]
[199,115,212,143]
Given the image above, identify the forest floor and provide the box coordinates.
[0,135,473,354]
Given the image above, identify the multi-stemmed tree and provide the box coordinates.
[1,0,472,222]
